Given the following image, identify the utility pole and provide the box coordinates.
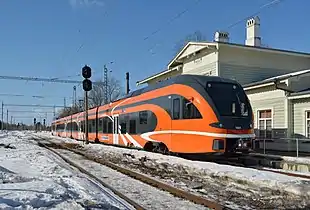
[82,65,92,144]
[104,65,108,104]
[126,72,130,94]
[64,97,66,108]
[10,116,13,130]
[73,86,76,107]
[1,102,3,130]
[6,109,8,130]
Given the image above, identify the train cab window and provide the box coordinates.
[139,111,148,124]
[129,120,136,134]
[183,98,202,119]
[173,98,180,120]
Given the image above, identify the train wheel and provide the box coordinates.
[153,143,169,155]
[143,142,169,155]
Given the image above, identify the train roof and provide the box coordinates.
[118,74,240,101]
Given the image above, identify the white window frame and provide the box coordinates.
[257,108,273,138]
[306,110,310,138]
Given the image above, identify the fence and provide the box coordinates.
[252,138,310,157]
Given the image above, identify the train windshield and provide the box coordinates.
[206,82,250,117]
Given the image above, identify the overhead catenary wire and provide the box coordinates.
[224,0,285,30]
[0,93,72,99]
[148,0,286,55]
[143,0,202,42]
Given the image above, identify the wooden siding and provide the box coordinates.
[219,63,290,85]
[218,45,310,85]
[246,87,286,133]
[292,98,310,138]
[182,51,218,76]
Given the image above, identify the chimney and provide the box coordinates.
[245,16,261,47]
[214,31,229,43]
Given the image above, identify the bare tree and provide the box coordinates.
[173,30,207,54]
[55,76,123,119]
[88,76,123,108]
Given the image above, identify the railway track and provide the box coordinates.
[36,140,143,210]
[45,133,310,180]
[33,136,228,210]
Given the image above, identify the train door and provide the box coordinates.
[113,115,119,145]
[171,95,181,151]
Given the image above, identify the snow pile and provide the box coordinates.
[0,131,132,209]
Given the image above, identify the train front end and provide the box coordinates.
[205,81,255,154]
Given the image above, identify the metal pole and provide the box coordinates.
[6,109,8,130]
[126,72,130,94]
[296,138,299,157]
[1,102,3,130]
[104,65,108,104]
[73,86,76,107]
[84,90,89,144]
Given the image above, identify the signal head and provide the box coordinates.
[82,65,92,79]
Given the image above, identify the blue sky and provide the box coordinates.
[0,0,309,125]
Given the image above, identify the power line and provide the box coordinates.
[3,104,66,108]
[0,75,101,84]
[149,0,285,56]
[225,0,285,30]
[0,93,72,99]
[9,110,55,114]
[143,0,202,41]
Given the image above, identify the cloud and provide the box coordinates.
[69,0,105,8]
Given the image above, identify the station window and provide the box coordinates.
[306,111,310,138]
[258,109,272,139]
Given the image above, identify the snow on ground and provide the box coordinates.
[0,131,134,210]
[34,132,310,209]
[58,149,208,210]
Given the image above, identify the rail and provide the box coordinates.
[34,137,228,210]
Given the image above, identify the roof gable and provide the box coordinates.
[167,41,218,69]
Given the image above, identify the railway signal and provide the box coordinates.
[82,79,92,92]
[81,65,92,144]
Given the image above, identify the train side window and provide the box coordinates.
[120,122,127,134]
[102,117,107,133]
[88,120,92,133]
[183,98,202,119]
[107,121,113,133]
[173,98,180,119]
[139,111,148,124]
[98,118,103,132]
[129,120,136,134]
[81,123,85,132]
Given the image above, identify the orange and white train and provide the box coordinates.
[51,75,255,155]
